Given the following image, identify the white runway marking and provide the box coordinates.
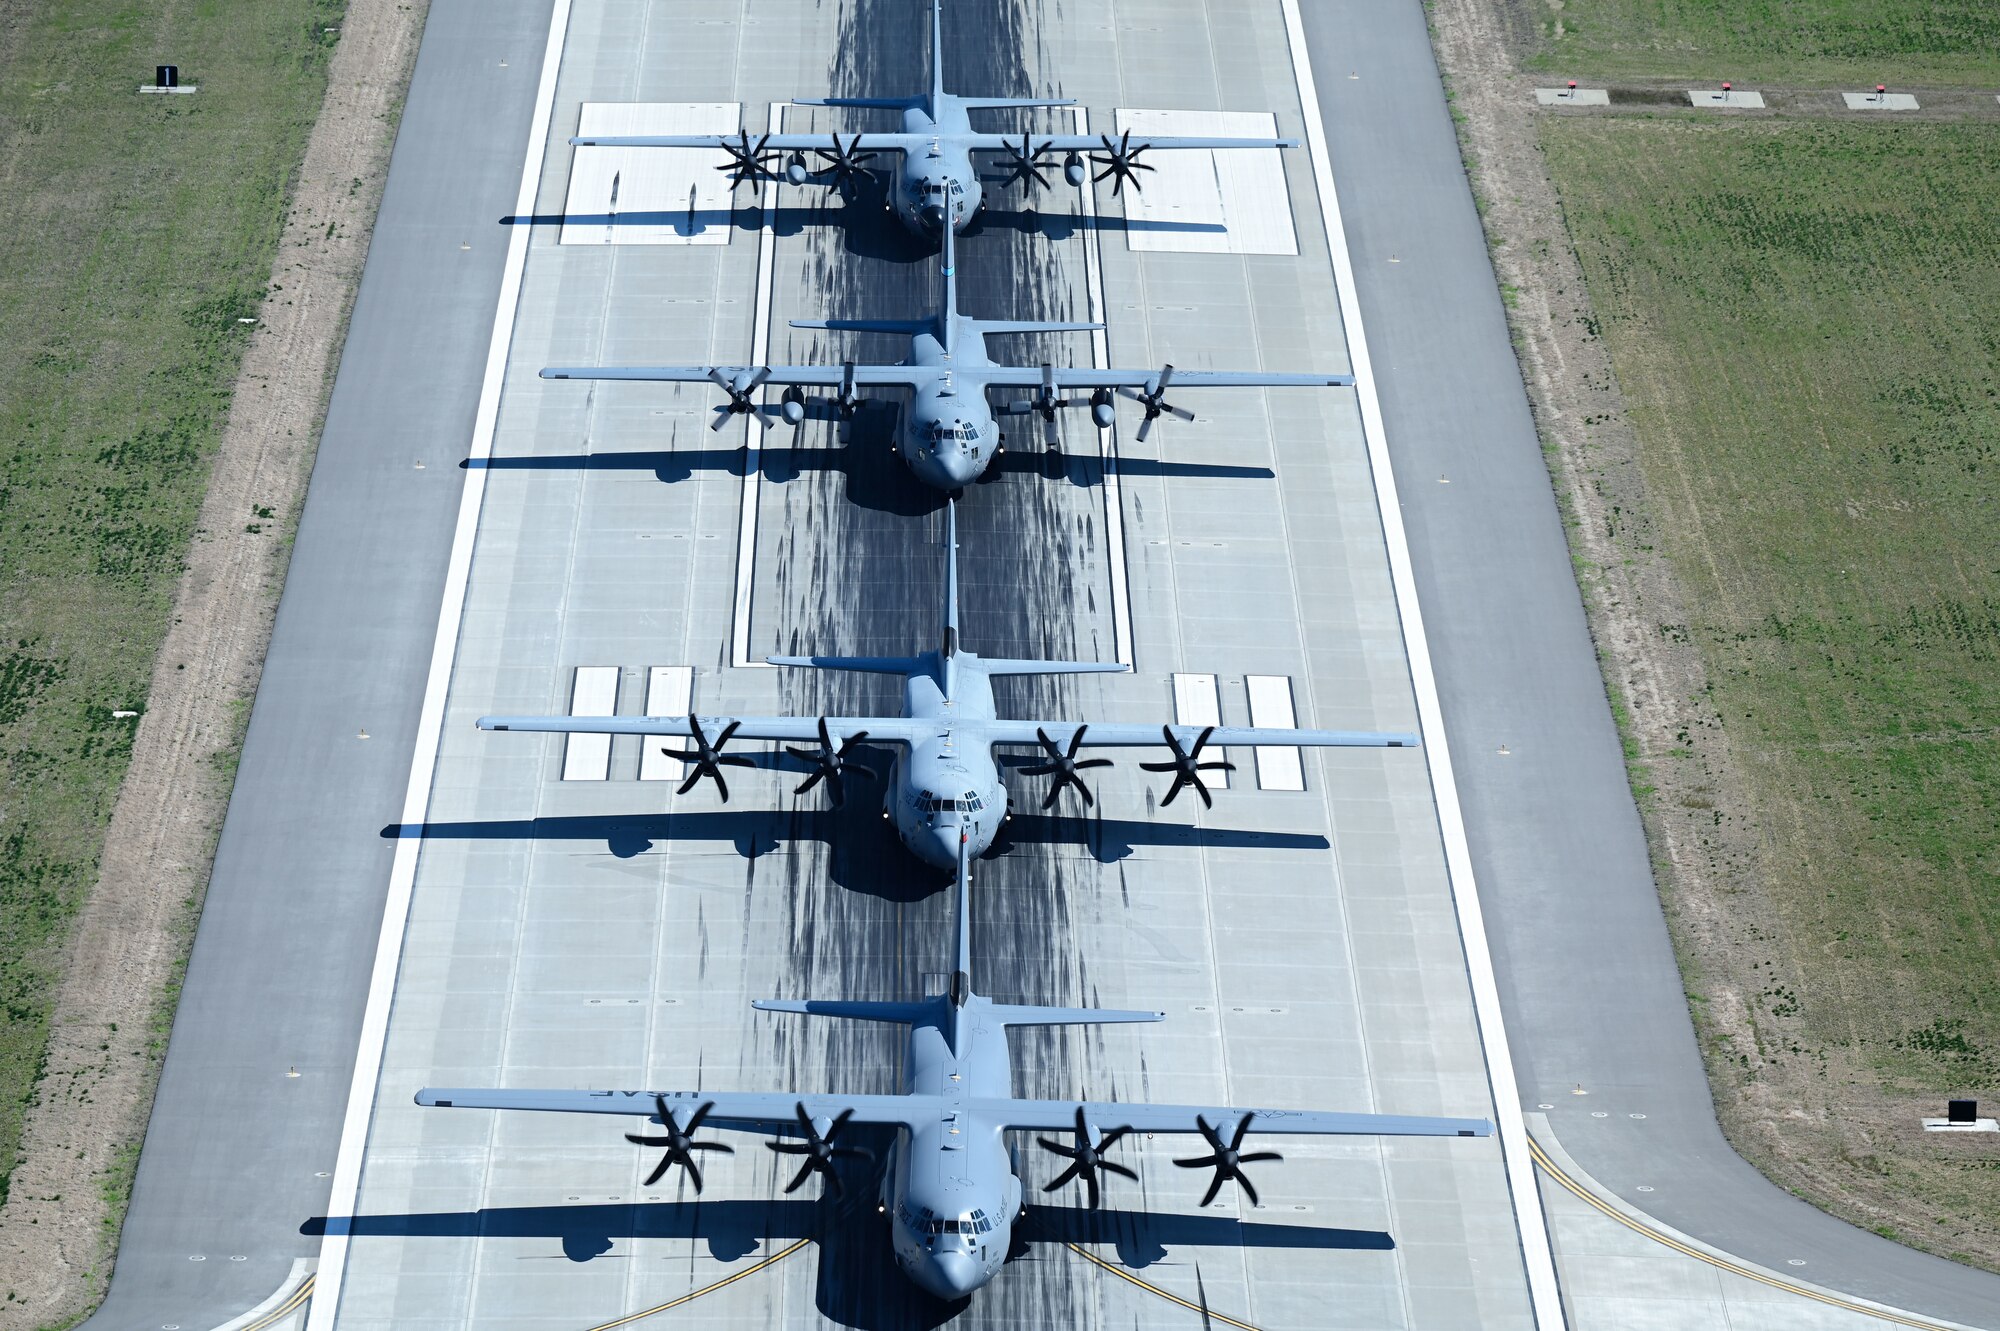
[1074,105,1136,667]
[1278,0,1568,1324]
[301,0,577,1324]
[729,101,785,669]
[1169,671,1226,787]
[1244,674,1304,790]
[638,665,693,781]
[1115,109,1298,255]
[559,666,618,780]
[562,102,740,245]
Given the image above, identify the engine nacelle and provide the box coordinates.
[785,160,809,186]
[1090,390,1115,430]
[780,388,807,426]
[1064,154,1086,188]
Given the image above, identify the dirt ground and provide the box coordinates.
[1427,0,2000,1275]
[0,0,430,1324]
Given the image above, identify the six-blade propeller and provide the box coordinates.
[786,717,878,809]
[767,1102,873,1196]
[1038,1106,1137,1209]
[1088,129,1156,196]
[716,130,777,191]
[1117,364,1197,441]
[625,1095,735,1192]
[1173,1113,1283,1207]
[1020,725,1113,809]
[812,133,878,194]
[663,715,755,800]
[1139,724,1236,808]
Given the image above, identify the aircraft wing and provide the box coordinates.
[982,368,1353,390]
[967,133,1299,154]
[540,365,923,388]
[569,132,933,154]
[994,1098,1491,1139]
[983,721,1420,749]
[477,713,928,745]
[417,1087,922,1133]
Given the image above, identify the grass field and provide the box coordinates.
[1527,0,2000,86]
[1543,116,2000,1256]
[0,0,344,1204]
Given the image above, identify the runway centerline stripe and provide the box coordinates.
[729,101,786,669]
[1528,1137,1968,1331]
[299,0,578,1324]
[1276,0,1568,1324]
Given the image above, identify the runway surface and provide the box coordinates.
[79,0,2000,1329]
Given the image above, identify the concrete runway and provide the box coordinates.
[79,0,2000,1329]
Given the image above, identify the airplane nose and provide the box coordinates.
[922,825,960,870]
[924,1250,982,1298]
[921,203,947,230]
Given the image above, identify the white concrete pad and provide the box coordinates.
[637,665,692,782]
[561,102,741,245]
[1246,674,1305,791]
[1114,109,1298,255]
[559,666,618,781]
[1922,1117,1998,1132]
[1688,89,1765,109]
[1171,671,1228,787]
[1536,88,1609,106]
[1844,92,1919,111]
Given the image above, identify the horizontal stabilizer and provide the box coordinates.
[753,999,935,1025]
[958,97,1078,109]
[768,653,929,676]
[791,96,922,109]
[973,320,1104,335]
[978,658,1131,678]
[991,1004,1164,1028]
[789,318,930,335]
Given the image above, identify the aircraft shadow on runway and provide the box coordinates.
[302,1193,1386,1328]
[382,808,1328,879]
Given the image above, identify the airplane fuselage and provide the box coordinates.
[893,326,1005,491]
[889,103,984,235]
[879,1004,1022,1298]
[884,657,1006,868]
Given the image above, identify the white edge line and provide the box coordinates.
[300,0,575,1325]
[729,101,785,670]
[1072,105,1134,668]
[1276,0,1567,1326]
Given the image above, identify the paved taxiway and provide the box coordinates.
[84,0,2000,1328]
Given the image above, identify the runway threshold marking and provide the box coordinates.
[236,1273,314,1331]
[1275,0,1567,1324]
[579,1238,811,1330]
[1527,1136,1966,1331]
[1072,104,1135,667]
[728,101,786,670]
[1064,1243,1261,1330]
[300,0,577,1324]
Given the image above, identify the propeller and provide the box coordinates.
[1115,364,1196,442]
[999,133,1054,193]
[1139,725,1234,809]
[1088,129,1156,196]
[767,1102,873,1197]
[1038,1106,1136,1209]
[1020,726,1112,810]
[706,366,773,433]
[716,130,777,191]
[662,716,755,801]
[625,1095,734,1192]
[1174,1113,1281,1207]
[999,363,1070,447]
[811,133,877,194]
[785,717,877,809]
[833,360,863,425]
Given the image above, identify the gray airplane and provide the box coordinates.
[417,839,1493,1299]
[573,0,1298,237]
[478,502,1415,871]
[542,224,1351,492]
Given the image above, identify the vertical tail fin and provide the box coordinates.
[929,0,947,110]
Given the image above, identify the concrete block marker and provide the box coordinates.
[1535,85,1609,106]
[1170,672,1227,789]
[1114,109,1298,255]
[638,666,693,782]
[559,666,618,781]
[1690,83,1765,108]
[562,103,740,245]
[1245,675,1305,791]
[1844,87,1919,110]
